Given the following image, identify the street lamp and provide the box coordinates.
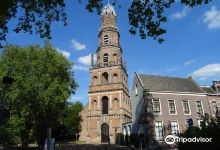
[75,133,78,142]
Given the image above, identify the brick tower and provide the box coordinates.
[79,4,131,144]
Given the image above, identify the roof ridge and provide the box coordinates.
[138,73,189,80]
[137,73,205,93]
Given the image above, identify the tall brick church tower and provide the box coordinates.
[79,4,131,144]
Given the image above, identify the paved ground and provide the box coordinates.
[59,144,134,150]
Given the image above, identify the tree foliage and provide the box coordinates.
[178,112,220,150]
[0,0,67,47]
[0,44,78,146]
[63,101,83,136]
[53,101,83,141]
[0,0,213,47]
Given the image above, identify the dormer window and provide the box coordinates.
[104,35,109,45]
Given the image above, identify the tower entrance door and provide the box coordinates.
[101,123,109,142]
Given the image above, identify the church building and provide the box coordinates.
[79,4,132,144]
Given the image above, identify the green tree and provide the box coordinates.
[0,0,213,46]
[0,116,21,146]
[0,44,78,146]
[54,101,83,141]
[63,101,83,137]
[178,112,220,150]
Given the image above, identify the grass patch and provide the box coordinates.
[73,141,86,144]
[56,140,86,145]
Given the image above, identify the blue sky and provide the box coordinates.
[2,1,220,105]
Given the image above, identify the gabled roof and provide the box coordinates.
[137,74,205,93]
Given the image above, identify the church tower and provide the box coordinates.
[79,4,131,144]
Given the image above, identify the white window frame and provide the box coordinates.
[152,99,162,115]
[211,100,218,115]
[168,99,177,115]
[195,100,204,115]
[170,120,179,135]
[182,100,191,115]
[197,119,204,128]
[154,121,164,141]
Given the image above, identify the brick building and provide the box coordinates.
[130,73,220,149]
[79,4,132,144]
[201,81,220,116]
[78,3,220,147]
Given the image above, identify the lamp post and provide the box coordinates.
[75,133,78,142]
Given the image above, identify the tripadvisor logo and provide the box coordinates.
[165,135,176,145]
[165,135,212,145]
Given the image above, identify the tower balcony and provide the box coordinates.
[89,82,129,94]
[91,61,127,72]
[93,61,118,68]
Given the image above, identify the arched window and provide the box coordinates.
[113,73,118,83]
[92,76,98,85]
[92,100,97,110]
[102,72,108,83]
[102,96,108,114]
[104,35,109,45]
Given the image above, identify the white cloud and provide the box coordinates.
[56,47,70,58]
[190,64,220,80]
[73,54,97,71]
[171,7,189,20]
[61,51,70,58]
[72,65,89,71]
[203,6,220,29]
[184,60,195,66]
[77,54,97,66]
[71,39,86,51]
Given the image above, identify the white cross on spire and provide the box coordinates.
[108,0,110,5]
